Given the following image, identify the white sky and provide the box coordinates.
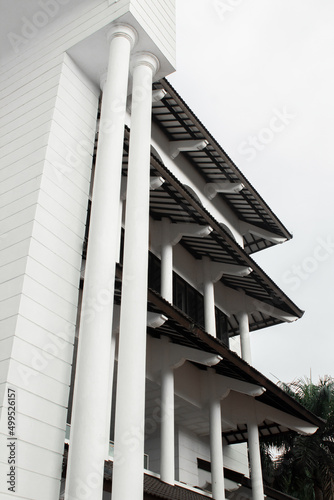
[168,0,334,384]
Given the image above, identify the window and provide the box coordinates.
[148,252,229,347]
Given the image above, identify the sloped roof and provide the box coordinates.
[114,265,322,444]
[121,128,303,335]
[152,78,292,255]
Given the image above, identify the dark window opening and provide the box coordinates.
[148,252,229,347]
[173,273,205,328]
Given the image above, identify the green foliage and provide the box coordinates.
[261,376,334,500]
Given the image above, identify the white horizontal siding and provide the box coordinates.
[11,338,72,385]
[0,315,74,364]
[223,442,249,477]
[0,0,129,90]
[0,177,41,210]
[0,459,61,500]
[0,192,40,223]
[130,0,176,66]
[0,51,98,499]
[28,238,81,287]
[0,438,63,478]
[0,239,31,271]
[5,356,69,407]
[0,381,68,429]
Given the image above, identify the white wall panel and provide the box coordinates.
[0,315,74,364]
[0,276,25,302]
[130,0,176,66]
[28,239,80,287]
[0,50,98,498]
[0,177,41,209]
[0,382,68,429]
[6,358,69,407]
[0,460,61,500]
[0,240,31,272]
[0,317,17,343]
[25,257,79,306]
[33,207,84,254]
[0,439,63,479]
[0,338,14,363]
[0,413,65,456]
[31,223,81,270]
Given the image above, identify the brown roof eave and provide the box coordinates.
[138,130,303,320]
[144,286,322,430]
[160,78,292,242]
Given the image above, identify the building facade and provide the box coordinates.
[0,2,320,500]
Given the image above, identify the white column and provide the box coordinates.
[208,369,225,500]
[160,337,175,484]
[203,256,216,336]
[237,310,252,364]
[248,419,265,500]
[65,24,137,500]
[161,218,173,302]
[160,219,174,484]
[111,52,159,500]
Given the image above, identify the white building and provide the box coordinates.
[0,2,321,500]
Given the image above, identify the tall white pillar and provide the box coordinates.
[203,256,217,337]
[248,418,265,500]
[111,52,159,500]
[237,310,252,364]
[160,338,175,483]
[65,24,137,500]
[160,219,174,484]
[161,218,174,303]
[208,369,225,500]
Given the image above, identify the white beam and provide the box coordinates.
[208,261,253,284]
[170,139,209,160]
[152,88,167,102]
[169,222,212,245]
[146,335,221,380]
[222,392,318,435]
[248,297,299,323]
[205,181,245,200]
[240,221,287,244]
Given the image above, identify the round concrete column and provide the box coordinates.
[111,52,159,500]
[160,337,175,484]
[203,256,217,337]
[65,24,137,500]
[248,418,265,500]
[161,218,173,303]
[208,368,225,500]
[237,310,252,364]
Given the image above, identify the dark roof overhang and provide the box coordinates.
[151,78,292,255]
[121,128,303,336]
[115,265,322,444]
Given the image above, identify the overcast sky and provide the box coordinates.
[168,0,334,384]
